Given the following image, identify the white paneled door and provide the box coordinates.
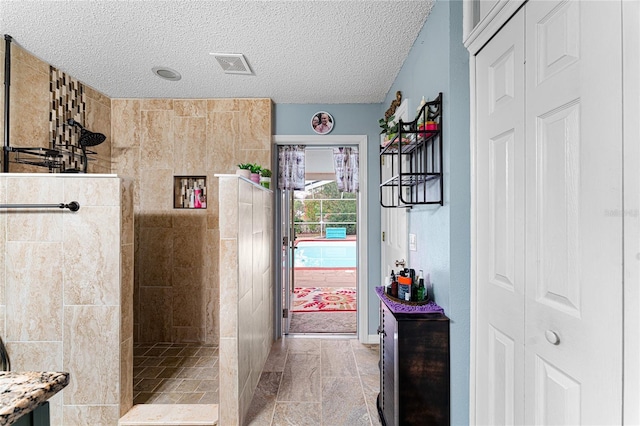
[523,1,622,423]
[476,9,526,425]
[475,1,623,424]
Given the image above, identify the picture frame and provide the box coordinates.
[311,111,334,135]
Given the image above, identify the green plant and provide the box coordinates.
[379,114,398,137]
[260,168,272,178]
[249,164,262,174]
[237,163,252,170]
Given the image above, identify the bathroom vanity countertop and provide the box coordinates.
[0,371,69,425]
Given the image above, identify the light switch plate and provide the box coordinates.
[409,233,417,251]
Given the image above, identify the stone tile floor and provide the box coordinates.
[132,342,218,405]
[131,337,381,425]
[245,336,381,426]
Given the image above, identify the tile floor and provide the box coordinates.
[131,337,381,425]
[245,336,382,426]
[132,342,219,405]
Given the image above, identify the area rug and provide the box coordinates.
[292,287,356,312]
[289,311,357,334]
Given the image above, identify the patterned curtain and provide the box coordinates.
[333,147,359,193]
[278,145,306,190]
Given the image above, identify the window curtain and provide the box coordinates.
[333,147,359,193]
[278,145,306,190]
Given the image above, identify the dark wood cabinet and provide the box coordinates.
[377,299,450,426]
[13,402,50,426]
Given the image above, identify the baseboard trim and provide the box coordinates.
[364,334,379,344]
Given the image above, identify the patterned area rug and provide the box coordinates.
[293,287,357,312]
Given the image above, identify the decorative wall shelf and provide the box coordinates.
[380,92,444,208]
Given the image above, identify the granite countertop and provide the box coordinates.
[0,371,69,426]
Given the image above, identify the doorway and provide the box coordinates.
[274,135,368,341]
[283,173,358,334]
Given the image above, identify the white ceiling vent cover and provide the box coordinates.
[211,53,253,75]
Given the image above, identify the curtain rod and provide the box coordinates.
[0,201,80,211]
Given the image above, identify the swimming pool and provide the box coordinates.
[294,240,357,268]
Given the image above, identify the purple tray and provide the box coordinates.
[375,286,444,314]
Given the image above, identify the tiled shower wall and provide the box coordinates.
[111,98,272,345]
[0,174,134,425]
[0,41,111,174]
[218,176,274,425]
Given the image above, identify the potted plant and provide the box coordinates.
[249,164,262,184]
[259,168,272,189]
[379,114,399,146]
[236,163,252,178]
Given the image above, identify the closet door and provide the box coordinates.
[475,10,526,425]
[523,0,623,424]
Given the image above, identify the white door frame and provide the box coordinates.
[623,0,640,423]
[273,134,369,343]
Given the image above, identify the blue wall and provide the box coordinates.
[274,0,470,423]
[382,1,470,424]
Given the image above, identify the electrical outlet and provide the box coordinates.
[409,233,417,251]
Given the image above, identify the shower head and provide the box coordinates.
[66,118,106,172]
[79,131,106,147]
[67,119,106,147]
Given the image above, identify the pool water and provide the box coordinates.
[294,240,357,268]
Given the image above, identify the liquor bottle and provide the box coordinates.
[391,271,398,298]
[417,269,426,301]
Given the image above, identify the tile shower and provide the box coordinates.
[110,97,272,347]
[2,38,274,423]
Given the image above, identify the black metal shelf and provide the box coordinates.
[4,146,64,169]
[380,173,442,187]
[380,92,443,208]
[53,143,98,156]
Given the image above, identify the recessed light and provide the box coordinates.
[152,66,181,81]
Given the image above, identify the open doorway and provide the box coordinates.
[274,135,369,341]
[285,174,358,334]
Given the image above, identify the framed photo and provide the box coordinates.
[311,111,334,135]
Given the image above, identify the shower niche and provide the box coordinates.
[174,176,207,209]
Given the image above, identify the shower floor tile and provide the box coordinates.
[132,342,219,405]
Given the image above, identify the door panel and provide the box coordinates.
[524,1,623,424]
[281,189,295,334]
[534,101,581,316]
[475,10,526,425]
[381,100,409,278]
[534,356,580,425]
[488,325,516,425]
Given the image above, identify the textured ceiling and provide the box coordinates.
[0,1,435,104]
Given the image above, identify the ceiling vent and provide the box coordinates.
[210,53,253,75]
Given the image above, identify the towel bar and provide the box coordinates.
[0,201,80,211]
